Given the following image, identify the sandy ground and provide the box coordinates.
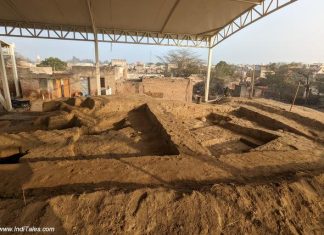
[0,95,323,234]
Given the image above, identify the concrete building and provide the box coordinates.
[2,63,127,100]
[2,61,193,103]
[315,65,324,79]
[69,66,123,96]
[166,63,178,73]
[233,84,249,97]
[255,65,275,79]
[127,63,165,80]
[134,63,145,73]
[5,59,205,103]
[111,59,127,67]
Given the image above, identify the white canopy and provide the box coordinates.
[0,0,296,48]
[0,0,263,37]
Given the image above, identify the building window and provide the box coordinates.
[39,78,48,90]
[100,77,105,88]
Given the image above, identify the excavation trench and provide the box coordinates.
[194,113,279,157]
[115,104,180,156]
[1,103,180,163]
[78,104,180,158]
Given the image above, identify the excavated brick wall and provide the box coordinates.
[115,78,193,102]
[19,78,41,98]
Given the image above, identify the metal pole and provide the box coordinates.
[10,44,20,97]
[0,45,12,110]
[94,36,101,96]
[249,65,255,98]
[304,75,309,105]
[205,38,213,102]
[290,82,300,112]
[87,0,101,96]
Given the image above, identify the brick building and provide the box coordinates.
[1,64,125,99]
[115,77,193,102]
[69,66,122,96]
[1,62,193,103]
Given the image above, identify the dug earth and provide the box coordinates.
[0,95,323,234]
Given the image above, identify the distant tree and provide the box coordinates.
[157,49,204,77]
[257,64,303,102]
[268,63,277,71]
[315,77,324,94]
[208,61,240,96]
[214,61,236,78]
[67,56,94,64]
[67,56,81,64]
[37,57,67,71]
[209,77,226,97]
[82,58,94,64]
[289,62,303,67]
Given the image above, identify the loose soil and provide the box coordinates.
[0,95,323,234]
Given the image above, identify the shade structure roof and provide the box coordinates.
[0,0,296,48]
[0,0,262,35]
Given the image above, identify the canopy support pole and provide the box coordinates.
[87,0,101,96]
[205,37,213,102]
[94,36,101,96]
[10,44,20,97]
[0,45,12,110]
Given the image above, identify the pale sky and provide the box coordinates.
[1,0,324,65]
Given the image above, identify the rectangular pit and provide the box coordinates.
[189,113,279,157]
[74,104,180,158]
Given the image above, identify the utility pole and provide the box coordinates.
[290,82,301,112]
[249,65,255,99]
[304,74,310,105]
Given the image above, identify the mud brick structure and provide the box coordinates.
[116,78,193,102]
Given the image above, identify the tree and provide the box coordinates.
[208,61,240,96]
[257,64,303,102]
[67,56,81,64]
[157,49,204,77]
[268,63,277,71]
[67,56,94,64]
[214,61,236,78]
[315,77,324,94]
[37,57,67,71]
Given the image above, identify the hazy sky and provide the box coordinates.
[1,0,324,64]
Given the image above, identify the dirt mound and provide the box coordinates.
[0,95,323,234]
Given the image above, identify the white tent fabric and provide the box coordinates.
[0,0,262,37]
